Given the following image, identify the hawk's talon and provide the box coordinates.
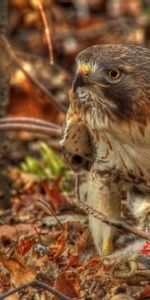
[62,45,150,257]
[102,237,113,256]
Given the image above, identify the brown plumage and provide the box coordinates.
[60,107,94,173]
[61,44,150,255]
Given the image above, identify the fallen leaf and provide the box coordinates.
[43,181,67,212]
[0,224,45,243]
[0,256,36,287]
[139,286,150,298]
[49,231,67,258]
[54,271,81,300]
[17,239,35,256]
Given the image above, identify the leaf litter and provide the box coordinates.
[0,0,150,299]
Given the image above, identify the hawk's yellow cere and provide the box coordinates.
[78,64,91,75]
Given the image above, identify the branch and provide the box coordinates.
[37,0,54,64]
[0,279,71,300]
[74,175,150,241]
[38,197,65,231]
[0,122,61,137]
[14,50,71,79]
[0,117,61,129]
[0,34,66,113]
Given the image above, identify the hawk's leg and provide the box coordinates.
[128,186,150,232]
[87,172,121,255]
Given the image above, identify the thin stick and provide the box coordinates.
[75,174,80,201]
[74,175,150,241]
[15,50,71,78]
[0,34,66,113]
[37,0,54,64]
[0,117,61,129]
[0,123,61,137]
[0,279,71,300]
[38,197,65,231]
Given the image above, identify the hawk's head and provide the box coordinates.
[70,45,150,129]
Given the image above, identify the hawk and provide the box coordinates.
[61,44,150,255]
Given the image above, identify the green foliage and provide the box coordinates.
[20,142,65,179]
[143,6,150,16]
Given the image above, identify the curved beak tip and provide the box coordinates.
[72,73,84,92]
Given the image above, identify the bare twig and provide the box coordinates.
[0,279,71,300]
[115,268,150,279]
[38,197,65,231]
[0,122,61,137]
[37,0,54,64]
[0,34,66,113]
[15,50,71,78]
[0,117,61,129]
[74,175,150,241]
[0,117,62,147]
[75,174,80,201]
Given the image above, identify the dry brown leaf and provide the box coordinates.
[138,286,150,299]
[0,224,40,243]
[54,271,81,300]
[44,181,67,212]
[49,231,68,258]
[0,256,36,287]
[0,292,18,300]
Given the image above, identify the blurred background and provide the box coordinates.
[0,3,150,296]
[8,0,150,121]
[0,0,149,208]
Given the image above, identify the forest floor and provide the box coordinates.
[0,0,150,299]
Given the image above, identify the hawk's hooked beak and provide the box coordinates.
[73,64,109,92]
[73,64,91,92]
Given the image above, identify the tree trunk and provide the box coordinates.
[0,0,11,208]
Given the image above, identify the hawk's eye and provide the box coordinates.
[107,69,122,80]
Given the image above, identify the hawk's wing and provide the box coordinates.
[60,107,94,172]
